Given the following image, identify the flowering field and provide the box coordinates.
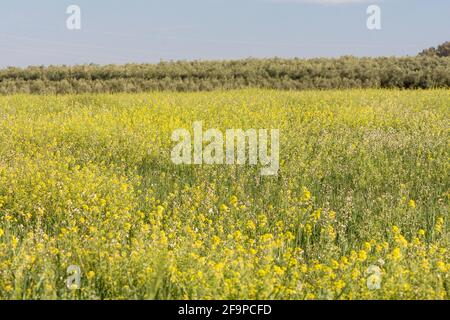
[0,89,448,299]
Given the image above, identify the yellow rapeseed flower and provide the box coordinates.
[391,248,402,261]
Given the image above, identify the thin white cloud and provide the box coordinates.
[272,0,381,4]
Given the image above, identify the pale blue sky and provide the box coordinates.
[0,0,449,67]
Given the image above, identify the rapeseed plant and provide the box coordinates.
[0,90,448,299]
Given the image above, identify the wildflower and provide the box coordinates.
[434,217,444,234]
[285,231,295,241]
[351,269,360,280]
[334,280,346,291]
[229,195,238,206]
[260,233,274,243]
[274,266,285,276]
[392,225,400,234]
[391,248,402,261]
[358,250,367,262]
[300,186,311,202]
[328,211,336,220]
[258,269,267,277]
[312,209,321,221]
[212,236,221,246]
[304,223,312,236]
[421,259,430,271]
[257,214,267,227]
[11,236,18,249]
[350,250,357,262]
[408,199,416,209]
[246,220,256,231]
[213,263,225,273]
[331,259,340,269]
[305,293,315,300]
[436,261,447,273]
[87,271,95,279]
[395,234,408,248]
[156,205,165,215]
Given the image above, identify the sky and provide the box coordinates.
[0,0,449,68]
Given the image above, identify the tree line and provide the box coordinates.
[0,56,449,94]
[419,41,450,58]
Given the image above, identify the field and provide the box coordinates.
[0,89,448,299]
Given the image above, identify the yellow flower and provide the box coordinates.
[408,199,416,209]
[434,217,444,233]
[391,248,402,261]
[351,269,360,280]
[392,225,400,234]
[328,211,336,220]
[395,234,408,248]
[156,205,165,215]
[312,209,321,221]
[300,186,311,202]
[212,236,221,246]
[258,269,267,277]
[246,220,256,231]
[0,228,4,237]
[305,293,316,300]
[436,261,447,273]
[257,214,267,228]
[273,265,284,276]
[87,271,95,279]
[11,236,18,249]
[331,259,339,269]
[363,242,372,252]
[358,250,367,262]
[334,280,346,291]
[421,259,430,270]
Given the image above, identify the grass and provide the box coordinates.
[0,89,448,299]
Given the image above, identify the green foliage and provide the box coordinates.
[420,41,450,58]
[0,56,449,95]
